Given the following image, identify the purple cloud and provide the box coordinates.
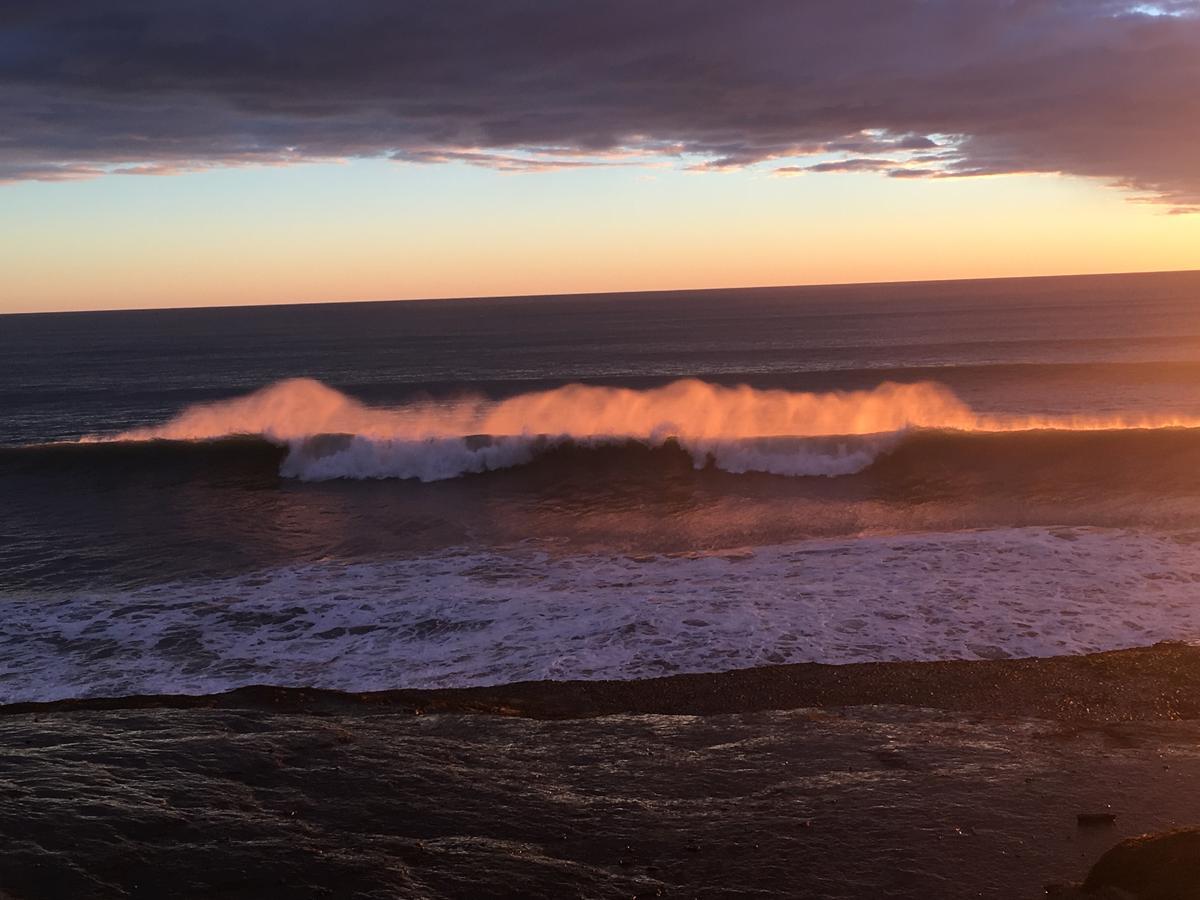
[803,159,901,174]
[1,1,1198,209]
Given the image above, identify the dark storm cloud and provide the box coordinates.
[2,0,1198,209]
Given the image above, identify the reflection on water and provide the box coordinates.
[7,428,1200,591]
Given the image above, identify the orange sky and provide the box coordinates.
[2,160,1198,313]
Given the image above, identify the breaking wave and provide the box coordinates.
[72,377,1200,482]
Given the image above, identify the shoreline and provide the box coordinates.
[7,641,1199,722]
[7,644,1200,897]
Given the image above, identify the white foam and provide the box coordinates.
[280,432,901,481]
[5,527,1200,704]
[281,434,549,481]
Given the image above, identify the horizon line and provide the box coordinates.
[4,265,1199,318]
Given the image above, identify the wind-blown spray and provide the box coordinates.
[96,377,1200,481]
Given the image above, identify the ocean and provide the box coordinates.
[4,269,1200,704]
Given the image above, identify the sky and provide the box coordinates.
[1,0,1199,313]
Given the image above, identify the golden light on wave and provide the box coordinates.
[101,377,1200,445]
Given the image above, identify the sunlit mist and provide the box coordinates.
[93,377,1200,481]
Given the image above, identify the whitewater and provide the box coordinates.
[5,526,1200,704]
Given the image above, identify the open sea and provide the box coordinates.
[4,270,1200,704]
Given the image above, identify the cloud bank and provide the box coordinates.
[2,1,1198,208]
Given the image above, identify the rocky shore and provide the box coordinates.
[3,644,1200,899]
[1050,827,1200,899]
[6,641,1200,722]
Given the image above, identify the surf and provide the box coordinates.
[66,377,1200,482]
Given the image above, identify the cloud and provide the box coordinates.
[390,148,647,172]
[795,159,900,174]
[2,1,1198,209]
[888,168,943,180]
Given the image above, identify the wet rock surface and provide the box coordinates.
[3,704,1200,898]
[7,642,1200,723]
[1079,828,1200,899]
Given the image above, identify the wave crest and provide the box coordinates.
[109,377,977,441]
[92,377,1200,482]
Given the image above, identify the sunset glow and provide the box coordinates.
[2,2,1199,313]
[3,161,1198,313]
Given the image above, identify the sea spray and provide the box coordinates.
[104,378,976,443]
[92,377,1200,481]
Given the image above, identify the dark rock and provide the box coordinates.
[875,749,916,769]
[1078,813,1118,827]
[1081,827,1200,900]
